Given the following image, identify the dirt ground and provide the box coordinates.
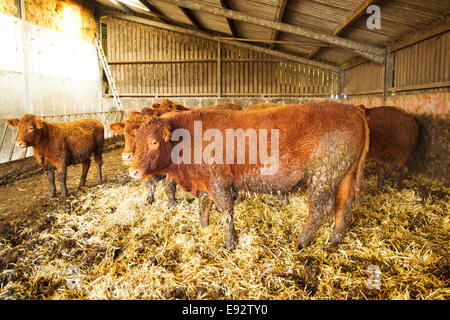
[0,147,448,300]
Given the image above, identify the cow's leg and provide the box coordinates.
[165,181,177,209]
[144,178,158,204]
[94,151,103,184]
[57,165,68,197]
[210,182,236,250]
[277,192,289,205]
[377,164,387,188]
[331,170,355,244]
[198,192,213,227]
[79,158,91,188]
[297,171,335,249]
[46,169,56,198]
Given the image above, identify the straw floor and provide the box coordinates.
[0,147,448,300]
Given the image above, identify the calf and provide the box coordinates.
[129,102,369,249]
[7,114,104,197]
[364,106,419,186]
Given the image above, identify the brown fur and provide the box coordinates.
[363,106,419,186]
[109,101,242,211]
[130,102,370,249]
[7,114,104,197]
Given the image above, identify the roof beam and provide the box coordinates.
[219,37,335,47]
[220,0,238,37]
[138,0,197,29]
[173,0,385,63]
[178,6,206,31]
[308,0,380,58]
[269,0,287,50]
[105,11,341,74]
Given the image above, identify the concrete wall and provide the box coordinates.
[340,90,449,184]
[0,12,104,163]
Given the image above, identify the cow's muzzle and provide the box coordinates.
[122,153,133,161]
[15,141,26,148]
[129,168,142,179]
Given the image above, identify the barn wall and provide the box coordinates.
[342,31,450,184]
[105,17,339,98]
[0,8,107,164]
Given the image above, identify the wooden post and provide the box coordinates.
[384,51,394,101]
[217,42,221,97]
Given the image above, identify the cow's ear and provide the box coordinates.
[109,122,125,134]
[6,118,19,127]
[36,118,43,130]
[162,126,172,142]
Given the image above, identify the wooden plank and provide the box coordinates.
[389,81,450,92]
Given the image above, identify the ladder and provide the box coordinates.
[96,39,123,112]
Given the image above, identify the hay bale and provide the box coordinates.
[0,0,17,16]
[25,0,97,43]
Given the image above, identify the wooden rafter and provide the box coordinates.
[269,0,287,50]
[308,0,380,58]
[178,6,205,31]
[220,0,238,37]
[173,0,385,63]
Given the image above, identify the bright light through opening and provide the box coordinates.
[112,0,150,12]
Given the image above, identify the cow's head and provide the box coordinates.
[129,117,173,179]
[110,112,149,161]
[7,114,44,148]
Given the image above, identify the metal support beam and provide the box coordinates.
[106,11,341,74]
[309,0,380,58]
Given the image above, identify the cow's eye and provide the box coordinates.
[29,127,34,132]
[148,140,160,150]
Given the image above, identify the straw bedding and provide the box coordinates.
[0,148,448,300]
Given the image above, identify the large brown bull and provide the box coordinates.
[129,102,369,250]
[363,106,419,186]
[7,114,104,197]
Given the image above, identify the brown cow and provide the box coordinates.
[363,106,419,187]
[7,114,104,197]
[129,102,369,250]
[109,101,242,212]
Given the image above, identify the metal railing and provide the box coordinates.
[0,110,123,164]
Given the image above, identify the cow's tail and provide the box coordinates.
[353,108,370,205]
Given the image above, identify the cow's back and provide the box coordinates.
[59,119,104,162]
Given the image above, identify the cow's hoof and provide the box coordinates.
[167,200,177,209]
[199,216,209,227]
[331,231,344,245]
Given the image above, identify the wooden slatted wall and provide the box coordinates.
[343,31,449,95]
[393,31,449,90]
[106,17,338,97]
[343,61,384,95]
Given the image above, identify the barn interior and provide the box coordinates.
[0,0,448,300]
